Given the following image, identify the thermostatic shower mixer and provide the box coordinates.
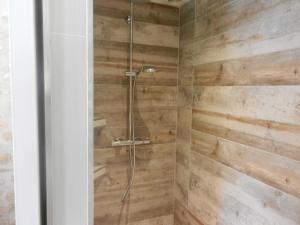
[112,138,151,147]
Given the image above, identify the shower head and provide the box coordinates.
[141,66,157,73]
[136,65,157,76]
[131,0,150,3]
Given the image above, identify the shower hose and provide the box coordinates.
[121,77,137,202]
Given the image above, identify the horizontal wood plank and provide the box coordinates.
[191,129,300,199]
[94,15,179,48]
[94,0,179,26]
[194,48,300,86]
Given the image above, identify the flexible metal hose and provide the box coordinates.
[121,77,137,202]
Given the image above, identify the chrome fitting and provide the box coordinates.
[112,139,151,147]
[125,71,137,77]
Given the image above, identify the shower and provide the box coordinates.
[137,65,157,75]
[111,0,157,201]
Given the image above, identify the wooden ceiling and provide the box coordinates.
[150,0,190,7]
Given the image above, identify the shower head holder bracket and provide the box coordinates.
[125,71,137,77]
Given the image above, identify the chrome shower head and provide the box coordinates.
[137,65,157,75]
[141,65,157,73]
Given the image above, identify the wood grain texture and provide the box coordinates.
[182,0,300,64]
[95,0,179,26]
[94,15,179,48]
[94,0,178,224]
[194,48,300,86]
[189,152,300,225]
[94,144,175,224]
[174,200,204,225]
[175,0,300,225]
[150,0,190,8]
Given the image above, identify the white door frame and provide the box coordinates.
[10,0,94,224]
[42,0,94,224]
[10,0,42,224]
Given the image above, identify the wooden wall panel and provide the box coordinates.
[150,0,190,8]
[94,144,175,225]
[175,0,300,225]
[193,86,300,125]
[193,49,300,86]
[174,200,204,225]
[189,152,300,225]
[94,1,179,224]
[95,0,179,25]
[94,15,179,48]
[182,1,300,65]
